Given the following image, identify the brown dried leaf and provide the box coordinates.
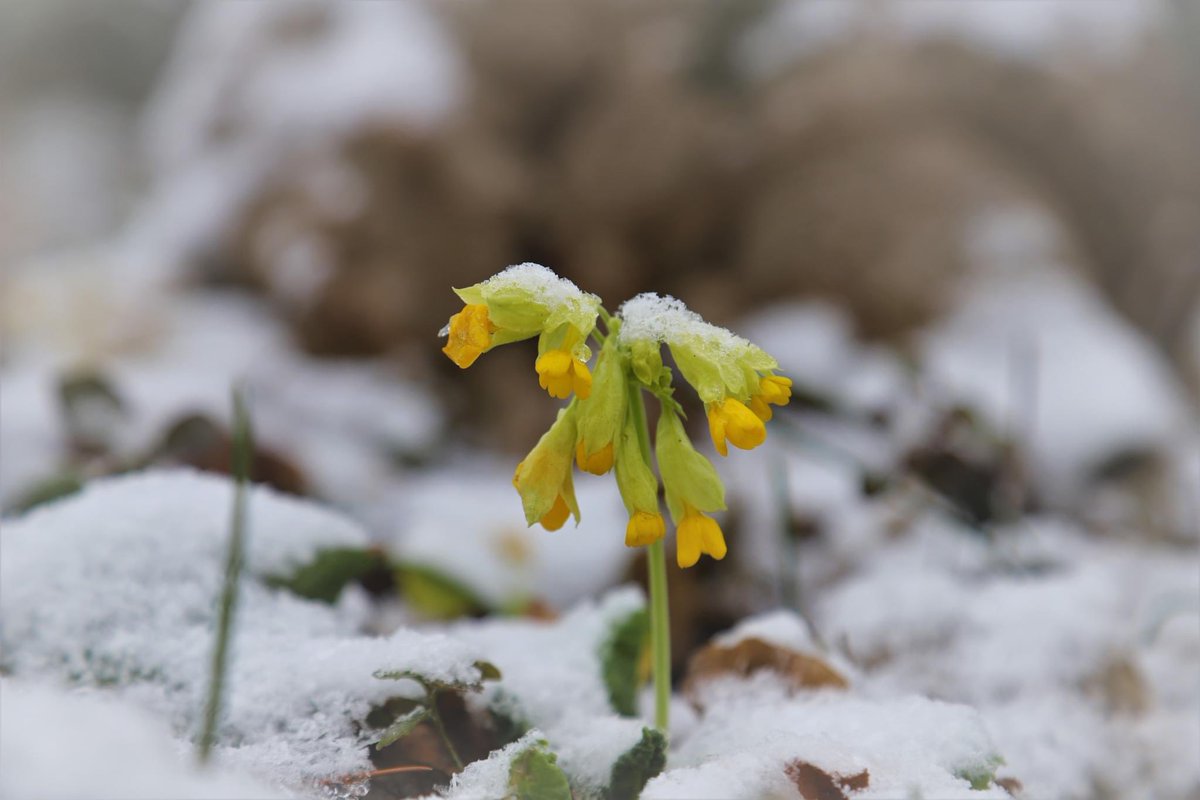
[684,636,849,699]
[996,776,1024,797]
[784,761,869,800]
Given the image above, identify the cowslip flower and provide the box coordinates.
[748,374,793,422]
[574,334,626,474]
[513,405,580,531]
[614,414,666,547]
[441,263,601,400]
[655,405,727,568]
[618,293,787,457]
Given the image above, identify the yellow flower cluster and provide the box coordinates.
[441,268,791,568]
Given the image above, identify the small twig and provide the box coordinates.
[197,386,254,764]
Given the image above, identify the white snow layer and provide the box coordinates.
[0,470,487,790]
[0,680,287,800]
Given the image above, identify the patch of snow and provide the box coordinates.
[654,675,1008,800]
[921,210,1193,506]
[450,587,646,730]
[0,680,287,800]
[0,470,487,788]
[618,292,760,363]
[429,731,547,800]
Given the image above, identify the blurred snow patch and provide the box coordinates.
[923,213,1193,506]
[0,680,286,800]
[136,1,461,263]
[389,465,633,610]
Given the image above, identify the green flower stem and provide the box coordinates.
[627,381,671,734]
[198,388,252,764]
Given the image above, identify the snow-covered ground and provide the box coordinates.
[3,2,1197,798]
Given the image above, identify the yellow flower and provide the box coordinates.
[536,348,593,400]
[706,397,766,457]
[626,509,666,548]
[574,334,626,472]
[614,413,664,548]
[656,406,727,567]
[576,440,614,475]
[513,407,580,530]
[748,374,792,421]
[442,304,497,368]
[675,505,727,568]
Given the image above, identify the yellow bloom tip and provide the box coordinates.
[536,350,592,400]
[707,398,766,456]
[442,304,495,369]
[576,440,614,475]
[625,510,666,548]
[676,509,727,568]
[539,493,571,531]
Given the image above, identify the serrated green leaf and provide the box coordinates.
[606,727,666,800]
[397,563,487,620]
[598,607,649,716]
[507,742,571,800]
[265,547,381,603]
[375,707,429,749]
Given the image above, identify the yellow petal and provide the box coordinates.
[442,304,495,368]
[707,404,729,457]
[576,440,614,475]
[719,398,766,451]
[625,510,666,547]
[749,395,773,422]
[540,493,571,531]
[571,359,593,400]
[676,509,726,567]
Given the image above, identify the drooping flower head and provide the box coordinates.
[441,263,602,400]
[618,293,790,456]
[655,404,727,568]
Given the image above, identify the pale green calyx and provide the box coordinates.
[655,404,726,521]
[618,293,777,404]
[575,335,626,463]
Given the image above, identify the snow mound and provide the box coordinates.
[0,470,486,788]
[652,675,1007,799]
[1,680,286,800]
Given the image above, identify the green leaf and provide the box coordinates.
[955,753,1004,791]
[397,563,487,620]
[375,707,429,750]
[507,741,572,800]
[598,607,649,716]
[606,727,666,800]
[265,547,382,603]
